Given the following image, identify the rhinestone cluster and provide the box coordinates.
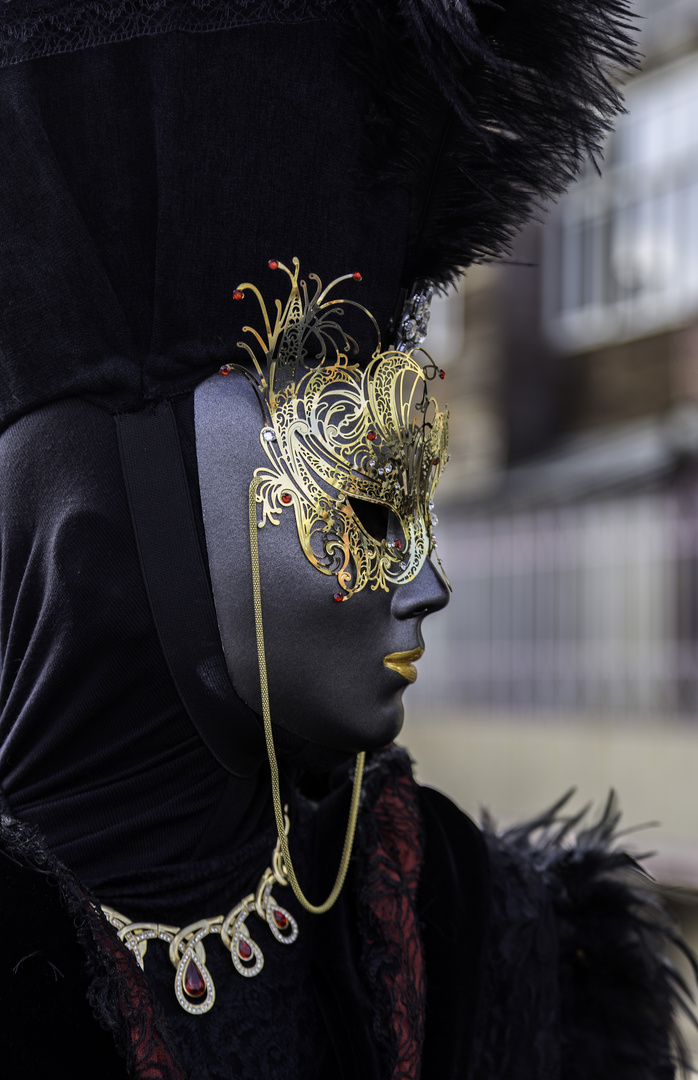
[395,284,434,351]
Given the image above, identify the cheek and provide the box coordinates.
[253,514,405,750]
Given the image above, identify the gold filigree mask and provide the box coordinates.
[221,258,449,600]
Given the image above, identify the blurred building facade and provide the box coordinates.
[413,0,698,718]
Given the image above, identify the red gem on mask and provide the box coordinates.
[333,593,344,603]
[439,369,446,379]
[220,366,230,375]
[268,260,279,270]
[184,961,206,998]
[281,494,292,504]
[273,909,289,929]
[233,290,244,300]
[395,539,403,550]
[353,272,362,281]
[367,430,376,441]
[238,939,253,960]
[433,458,439,466]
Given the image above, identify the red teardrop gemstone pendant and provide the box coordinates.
[238,938,253,961]
[184,960,206,999]
[273,909,289,929]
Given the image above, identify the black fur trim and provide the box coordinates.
[478,792,696,1080]
[0,813,185,1078]
[346,0,639,290]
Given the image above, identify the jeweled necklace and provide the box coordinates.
[101,821,298,1016]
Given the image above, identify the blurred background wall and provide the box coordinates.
[401,0,698,1052]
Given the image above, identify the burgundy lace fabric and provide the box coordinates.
[83,902,186,1080]
[356,748,426,1080]
[0,0,342,68]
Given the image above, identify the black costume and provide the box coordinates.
[0,3,689,1078]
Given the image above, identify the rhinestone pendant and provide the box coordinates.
[263,883,298,945]
[175,938,216,1015]
[230,917,264,978]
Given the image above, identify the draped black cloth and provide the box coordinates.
[0,394,279,881]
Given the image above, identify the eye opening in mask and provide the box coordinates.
[346,495,390,541]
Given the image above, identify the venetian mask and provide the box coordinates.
[220,257,450,600]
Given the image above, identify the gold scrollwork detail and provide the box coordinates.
[221,258,449,599]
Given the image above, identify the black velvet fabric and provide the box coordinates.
[0,21,410,434]
[0,826,128,1078]
[418,786,490,1079]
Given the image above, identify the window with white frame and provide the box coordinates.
[543,53,698,351]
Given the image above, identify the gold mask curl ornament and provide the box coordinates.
[220,257,450,917]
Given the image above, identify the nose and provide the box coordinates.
[391,556,450,621]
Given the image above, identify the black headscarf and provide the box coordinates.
[0,395,276,882]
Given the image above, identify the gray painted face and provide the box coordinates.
[195,370,449,754]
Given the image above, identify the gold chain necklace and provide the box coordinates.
[101,821,298,1016]
[248,475,366,915]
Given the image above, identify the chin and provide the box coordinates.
[348,692,405,753]
[277,690,406,755]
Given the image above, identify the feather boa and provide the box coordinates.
[476,791,696,1079]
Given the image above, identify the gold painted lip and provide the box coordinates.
[383,647,424,684]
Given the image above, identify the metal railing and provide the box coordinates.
[414,489,698,713]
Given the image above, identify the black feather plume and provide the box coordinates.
[479,792,697,1079]
[345,0,639,290]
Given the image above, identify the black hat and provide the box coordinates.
[0,0,636,428]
